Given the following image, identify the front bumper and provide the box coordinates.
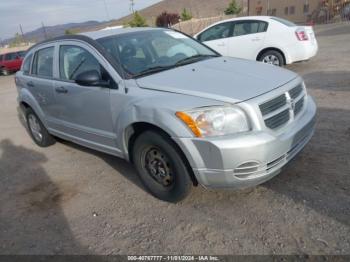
[174,97,317,188]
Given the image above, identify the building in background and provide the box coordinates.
[248,0,350,23]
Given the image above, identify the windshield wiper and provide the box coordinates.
[175,54,219,66]
[133,65,175,78]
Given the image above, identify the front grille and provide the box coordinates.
[289,84,303,99]
[265,109,290,129]
[294,97,304,116]
[259,94,287,116]
[259,84,306,130]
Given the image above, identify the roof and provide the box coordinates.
[80,27,163,40]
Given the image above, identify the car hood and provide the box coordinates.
[136,57,298,104]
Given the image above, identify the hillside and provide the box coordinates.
[4,21,104,44]
[101,0,245,28]
[4,0,246,44]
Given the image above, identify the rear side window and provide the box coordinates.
[271,17,297,27]
[232,21,268,37]
[32,47,54,78]
[198,22,233,42]
[22,54,33,74]
[4,53,18,61]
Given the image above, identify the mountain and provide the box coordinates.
[4,21,104,44]
[4,0,245,44]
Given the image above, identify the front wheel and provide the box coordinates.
[132,131,192,202]
[259,50,284,67]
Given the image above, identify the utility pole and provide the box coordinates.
[266,0,270,15]
[19,24,26,43]
[103,0,111,20]
[41,22,48,40]
[130,0,135,14]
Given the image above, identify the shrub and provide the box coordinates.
[181,8,193,21]
[128,11,148,27]
[224,0,242,15]
[156,12,180,27]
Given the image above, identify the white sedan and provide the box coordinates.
[194,16,318,66]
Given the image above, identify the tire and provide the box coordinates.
[25,108,55,147]
[132,131,192,202]
[259,50,284,67]
[1,68,10,76]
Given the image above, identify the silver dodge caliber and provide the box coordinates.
[16,28,316,202]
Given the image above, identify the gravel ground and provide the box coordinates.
[0,23,349,255]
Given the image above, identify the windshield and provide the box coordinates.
[97,29,219,78]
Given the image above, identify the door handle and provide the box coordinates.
[252,37,261,41]
[27,81,35,87]
[55,86,68,94]
[217,42,226,47]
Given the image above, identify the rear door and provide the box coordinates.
[227,20,268,60]
[52,42,116,150]
[197,22,233,56]
[27,45,57,123]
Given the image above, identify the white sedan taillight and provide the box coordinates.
[295,28,309,41]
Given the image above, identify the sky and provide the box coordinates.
[0,0,162,40]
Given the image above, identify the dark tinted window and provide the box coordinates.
[17,51,26,58]
[32,47,54,77]
[232,21,268,37]
[199,22,233,42]
[289,6,295,15]
[4,53,18,61]
[0,55,3,61]
[22,54,33,74]
[59,45,103,81]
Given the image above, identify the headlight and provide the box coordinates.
[176,106,250,137]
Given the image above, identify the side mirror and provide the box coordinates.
[75,70,110,88]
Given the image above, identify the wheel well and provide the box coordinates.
[257,48,286,65]
[20,101,31,111]
[127,122,198,186]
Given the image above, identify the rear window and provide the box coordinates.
[270,17,297,27]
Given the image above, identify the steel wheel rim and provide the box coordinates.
[141,146,174,187]
[262,55,280,66]
[28,114,43,142]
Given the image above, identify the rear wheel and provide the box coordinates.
[25,108,55,147]
[259,50,284,67]
[1,68,10,76]
[132,131,192,202]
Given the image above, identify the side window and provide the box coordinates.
[32,47,54,78]
[59,45,111,83]
[232,21,268,37]
[198,22,233,42]
[5,53,18,61]
[0,55,3,62]
[22,54,33,74]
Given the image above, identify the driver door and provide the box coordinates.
[52,43,117,150]
[198,22,233,56]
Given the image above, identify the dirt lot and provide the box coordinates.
[0,23,349,255]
